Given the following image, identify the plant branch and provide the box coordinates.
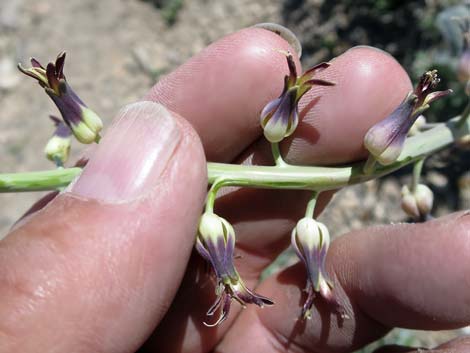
[0,115,468,193]
[304,191,319,218]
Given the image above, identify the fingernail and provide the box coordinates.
[70,101,181,202]
[253,23,302,58]
[347,45,393,57]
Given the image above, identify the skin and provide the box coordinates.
[0,28,469,353]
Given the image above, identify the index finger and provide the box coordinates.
[216,212,470,353]
[145,27,299,162]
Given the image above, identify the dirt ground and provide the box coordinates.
[0,0,283,231]
[0,0,468,350]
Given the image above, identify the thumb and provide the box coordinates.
[0,102,207,353]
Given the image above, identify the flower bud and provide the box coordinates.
[408,115,427,136]
[291,218,339,319]
[260,52,334,143]
[44,116,72,166]
[196,213,273,326]
[18,52,103,144]
[364,70,451,165]
[401,184,434,220]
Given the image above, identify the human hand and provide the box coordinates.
[0,28,469,353]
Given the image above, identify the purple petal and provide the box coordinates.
[206,293,223,316]
[204,293,231,327]
[302,62,330,78]
[48,86,84,126]
[232,281,274,307]
[301,284,315,319]
[17,64,42,81]
[304,247,321,291]
[425,89,453,104]
[291,231,307,264]
[260,96,282,125]
[52,118,72,138]
[195,237,212,263]
[30,57,44,69]
[49,115,61,126]
[364,97,415,157]
[375,128,408,165]
[304,78,335,86]
[285,107,299,137]
[55,52,66,78]
[262,89,297,142]
[46,62,60,91]
[286,53,297,81]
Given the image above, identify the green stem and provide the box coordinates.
[0,168,82,192]
[271,142,287,167]
[363,155,377,174]
[1,115,468,193]
[411,158,425,193]
[304,191,319,218]
[205,180,223,213]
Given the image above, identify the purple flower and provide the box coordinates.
[364,70,452,165]
[44,116,72,166]
[291,218,339,319]
[18,52,103,144]
[260,52,334,142]
[195,213,274,326]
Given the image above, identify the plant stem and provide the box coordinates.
[205,180,223,213]
[363,155,376,174]
[271,142,288,167]
[304,191,319,218]
[0,168,82,192]
[1,115,468,193]
[411,158,425,193]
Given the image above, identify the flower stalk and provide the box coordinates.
[271,142,288,167]
[1,115,468,193]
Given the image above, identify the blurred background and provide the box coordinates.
[0,0,469,351]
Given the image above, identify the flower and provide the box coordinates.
[44,116,72,167]
[195,213,274,326]
[18,52,103,144]
[291,218,338,319]
[407,115,427,137]
[401,184,434,221]
[260,52,334,143]
[364,70,452,165]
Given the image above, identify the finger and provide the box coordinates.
[284,46,412,165]
[216,212,470,353]
[11,191,59,230]
[0,102,207,353]
[11,28,297,221]
[215,44,412,272]
[142,33,411,352]
[374,336,470,353]
[145,27,300,162]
